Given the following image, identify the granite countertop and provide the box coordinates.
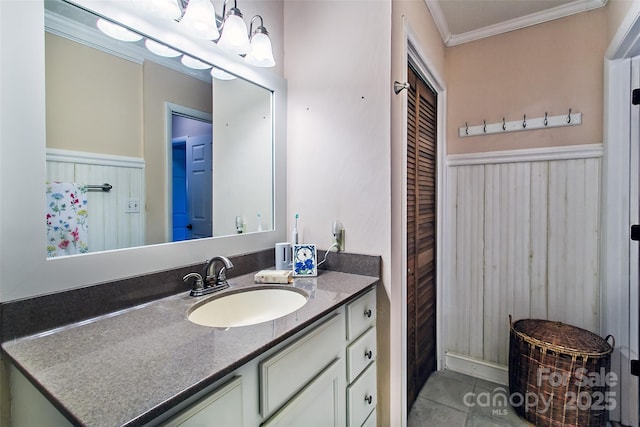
[2,269,379,427]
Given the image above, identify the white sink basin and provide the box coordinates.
[187,287,308,328]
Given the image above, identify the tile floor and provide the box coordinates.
[408,369,532,427]
[408,370,624,427]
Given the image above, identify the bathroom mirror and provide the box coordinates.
[45,0,274,257]
[0,0,286,301]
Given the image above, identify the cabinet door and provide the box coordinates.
[260,311,344,417]
[262,359,345,427]
[163,377,243,427]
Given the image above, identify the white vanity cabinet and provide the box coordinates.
[345,289,377,427]
[8,287,378,427]
[165,288,378,427]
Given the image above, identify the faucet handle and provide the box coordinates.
[217,266,228,286]
[183,272,204,292]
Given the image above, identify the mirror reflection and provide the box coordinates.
[44,0,274,258]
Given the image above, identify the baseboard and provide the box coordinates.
[444,352,508,386]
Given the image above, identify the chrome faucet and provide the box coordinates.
[203,255,234,288]
[183,256,234,297]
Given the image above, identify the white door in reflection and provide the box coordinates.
[171,114,213,241]
[187,134,213,239]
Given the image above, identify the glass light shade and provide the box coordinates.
[96,19,143,42]
[181,55,212,70]
[145,39,180,57]
[180,0,220,40]
[211,68,236,80]
[217,14,250,55]
[142,0,181,20]
[245,33,275,67]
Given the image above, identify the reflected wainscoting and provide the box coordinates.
[46,148,145,254]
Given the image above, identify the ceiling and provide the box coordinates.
[426,0,608,46]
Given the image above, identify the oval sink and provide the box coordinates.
[187,287,308,328]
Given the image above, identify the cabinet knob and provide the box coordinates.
[364,395,373,405]
[364,350,373,360]
[364,309,372,318]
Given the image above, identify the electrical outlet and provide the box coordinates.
[331,220,345,252]
[336,228,345,251]
[332,228,345,252]
[126,198,140,213]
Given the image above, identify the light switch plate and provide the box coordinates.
[126,198,140,213]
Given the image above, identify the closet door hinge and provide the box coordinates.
[633,88,640,105]
[631,360,640,376]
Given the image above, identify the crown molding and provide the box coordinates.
[424,0,452,46]
[425,0,607,47]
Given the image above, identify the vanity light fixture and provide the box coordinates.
[244,15,275,67]
[181,54,212,69]
[96,18,143,42]
[145,39,181,57]
[179,0,220,40]
[217,0,251,55]
[97,0,276,66]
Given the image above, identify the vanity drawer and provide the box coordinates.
[260,311,345,417]
[362,408,377,427]
[347,326,376,383]
[347,362,376,427]
[346,289,376,341]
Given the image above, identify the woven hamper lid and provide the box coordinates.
[512,318,613,357]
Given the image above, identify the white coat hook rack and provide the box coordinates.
[459,109,581,138]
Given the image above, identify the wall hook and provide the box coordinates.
[502,117,506,131]
[393,81,410,94]
[483,120,487,133]
[567,108,572,123]
[523,115,527,128]
[465,122,469,135]
[544,112,548,126]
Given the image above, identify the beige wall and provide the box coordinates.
[608,0,635,49]
[446,8,607,154]
[143,61,212,245]
[45,33,143,158]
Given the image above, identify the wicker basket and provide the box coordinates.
[508,316,614,427]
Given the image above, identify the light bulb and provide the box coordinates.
[181,55,211,70]
[211,68,236,80]
[96,19,142,42]
[245,32,275,67]
[180,0,220,40]
[145,39,180,57]
[217,13,250,55]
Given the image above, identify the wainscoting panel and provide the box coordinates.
[46,149,145,253]
[445,146,601,367]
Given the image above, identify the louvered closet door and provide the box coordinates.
[406,65,437,412]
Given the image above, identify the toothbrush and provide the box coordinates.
[292,213,299,245]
